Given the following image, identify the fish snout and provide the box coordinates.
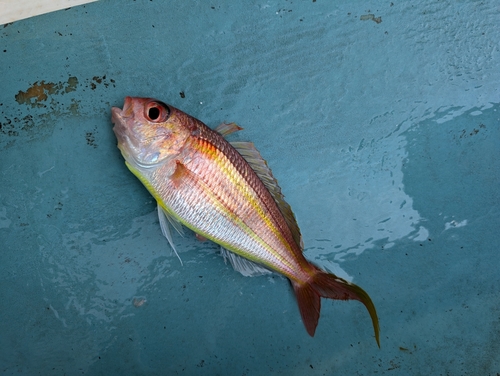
[111,96,136,123]
[111,106,122,124]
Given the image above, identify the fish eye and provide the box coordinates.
[145,101,170,122]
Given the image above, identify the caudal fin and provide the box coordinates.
[291,266,380,347]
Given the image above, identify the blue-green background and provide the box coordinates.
[1,1,499,374]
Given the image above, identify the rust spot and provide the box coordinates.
[15,81,57,105]
[15,77,79,107]
[69,100,79,116]
[87,76,115,90]
[65,76,78,93]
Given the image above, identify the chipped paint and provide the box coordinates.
[15,77,78,107]
[2,75,115,148]
[360,14,382,24]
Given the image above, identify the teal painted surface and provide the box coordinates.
[1,1,499,374]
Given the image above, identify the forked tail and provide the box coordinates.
[291,265,380,347]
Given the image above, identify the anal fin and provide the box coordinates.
[195,233,208,242]
[220,246,273,277]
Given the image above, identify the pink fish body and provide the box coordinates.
[111,97,380,345]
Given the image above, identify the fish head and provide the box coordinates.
[111,97,191,168]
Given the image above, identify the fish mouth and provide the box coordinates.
[111,97,136,160]
[111,96,133,126]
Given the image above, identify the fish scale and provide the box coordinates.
[111,96,380,346]
[180,135,291,248]
[189,137,301,272]
[158,153,300,278]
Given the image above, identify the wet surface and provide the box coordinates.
[1,1,499,375]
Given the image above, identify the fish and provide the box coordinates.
[111,96,380,346]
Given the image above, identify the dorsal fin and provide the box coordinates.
[215,122,243,137]
[230,141,304,250]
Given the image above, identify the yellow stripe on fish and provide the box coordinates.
[188,137,299,274]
